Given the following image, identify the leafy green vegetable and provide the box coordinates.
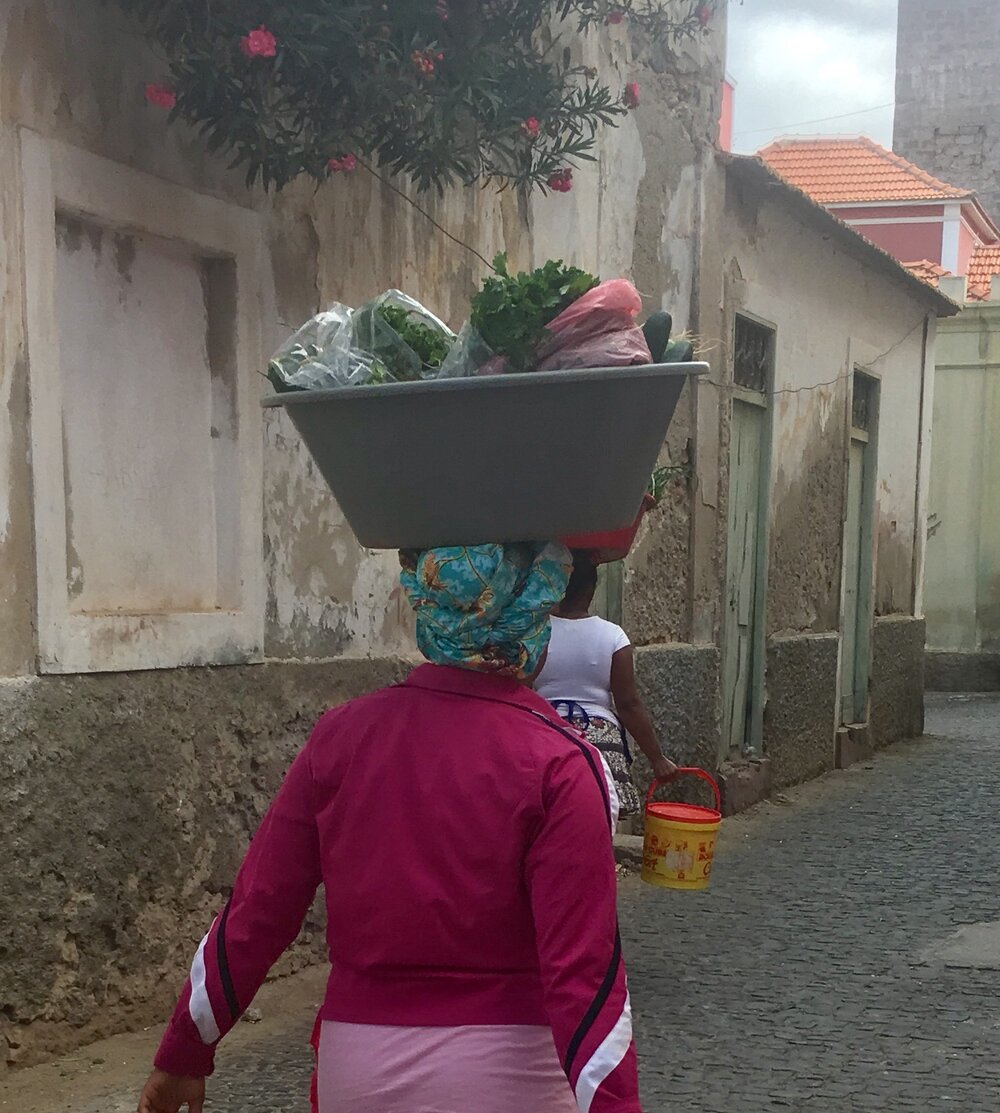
[470,253,598,372]
[266,343,316,393]
[647,464,688,504]
[350,300,454,383]
[377,305,452,373]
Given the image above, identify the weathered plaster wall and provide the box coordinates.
[702,159,940,779]
[0,0,724,670]
[718,166,933,637]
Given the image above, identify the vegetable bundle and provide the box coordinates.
[265,259,693,390]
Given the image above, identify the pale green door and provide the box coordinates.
[594,561,623,623]
[722,398,767,757]
[841,435,872,724]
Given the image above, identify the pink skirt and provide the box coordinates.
[316,1021,579,1113]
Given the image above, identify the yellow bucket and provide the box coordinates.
[641,768,722,891]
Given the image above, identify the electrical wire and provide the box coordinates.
[733,101,897,143]
[695,318,926,398]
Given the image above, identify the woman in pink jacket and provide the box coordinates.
[138,542,642,1113]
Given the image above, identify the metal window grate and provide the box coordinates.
[852,371,875,432]
[734,316,773,393]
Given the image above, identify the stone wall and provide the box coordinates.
[763,634,839,788]
[870,617,926,747]
[634,644,721,774]
[0,658,411,1068]
[925,651,1000,693]
[894,0,1000,216]
[627,643,720,831]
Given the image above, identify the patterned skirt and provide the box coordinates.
[559,708,641,818]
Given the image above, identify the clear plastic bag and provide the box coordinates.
[436,322,497,378]
[266,291,455,391]
[351,290,455,383]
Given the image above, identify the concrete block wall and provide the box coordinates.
[894,0,1000,216]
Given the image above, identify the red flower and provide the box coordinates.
[624,82,640,109]
[521,116,541,139]
[435,0,449,20]
[696,3,712,27]
[606,9,625,24]
[144,84,177,110]
[327,154,358,173]
[547,169,573,193]
[240,25,277,58]
[411,49,436,76]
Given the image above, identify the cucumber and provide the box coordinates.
[663,338,694,364]
[641,311,673,364]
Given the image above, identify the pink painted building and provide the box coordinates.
[719,76,735,153]
[758,136,1000,299]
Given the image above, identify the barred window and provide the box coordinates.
[852,371,876,433]
[734,315,773,393]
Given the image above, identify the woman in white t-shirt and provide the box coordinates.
[535,553,677,817]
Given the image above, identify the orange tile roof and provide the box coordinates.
[903,260,952,288]
[758,136,972,205]
[967,244,1000,301]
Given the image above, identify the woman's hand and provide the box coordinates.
[652,754,678,782]
[137,1069,205,1113]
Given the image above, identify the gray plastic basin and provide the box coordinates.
[262,362,707,549]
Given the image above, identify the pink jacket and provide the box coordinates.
[155,664,641,1112]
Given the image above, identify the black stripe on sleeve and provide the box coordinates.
[216,900,242,1021]
[562,927,622,1076]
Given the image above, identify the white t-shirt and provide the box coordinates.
[535,616,631,725]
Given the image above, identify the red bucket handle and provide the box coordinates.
[646,767,721,813]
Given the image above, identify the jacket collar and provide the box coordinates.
[403,663,564,724]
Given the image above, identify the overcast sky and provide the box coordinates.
[727,0,898,154]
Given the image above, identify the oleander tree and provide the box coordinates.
[118,0,718,194]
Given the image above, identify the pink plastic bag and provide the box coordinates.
[476,278,651,374]
[536,279,651,371]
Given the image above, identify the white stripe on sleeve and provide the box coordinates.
[189,930,221,1045]
[596,751,620,833]
[573,990,633,1113]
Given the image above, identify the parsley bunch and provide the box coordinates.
[470,254,598,372]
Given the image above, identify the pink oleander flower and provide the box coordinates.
[435,0,449,20]
[624,82,640,109]
[696,3,712,27]
[240,25,277,58]
[548,169,573,193]
[521,116,541,139]
[606,9,625,24]
[412,49,436,76]
[327,154,358,173]
[144,84,177,110]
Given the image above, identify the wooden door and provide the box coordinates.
[722,398,766,757]
[841,433,874,725]
[594,561,624,624]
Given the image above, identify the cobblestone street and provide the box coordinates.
[5,695,1000,1113]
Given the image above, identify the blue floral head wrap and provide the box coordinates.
[399,542,572,679]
